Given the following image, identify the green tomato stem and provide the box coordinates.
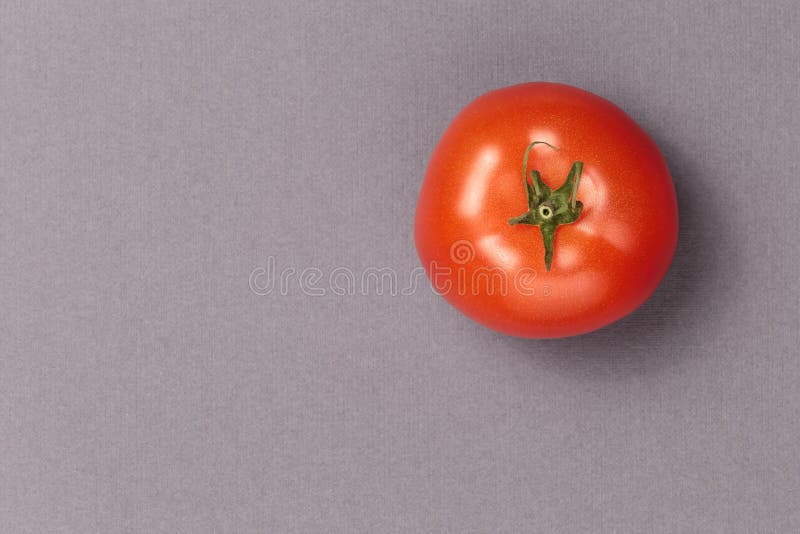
[509,141,584,271]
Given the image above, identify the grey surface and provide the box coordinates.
[1,1,799,532]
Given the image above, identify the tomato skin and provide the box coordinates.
[414,82,678,338]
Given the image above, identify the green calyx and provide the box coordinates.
[508,141,584,271]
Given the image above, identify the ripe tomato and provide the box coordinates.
[414,82,678,338]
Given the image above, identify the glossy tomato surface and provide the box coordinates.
[414,82,678,338]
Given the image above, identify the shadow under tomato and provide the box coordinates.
[496,137,736,375]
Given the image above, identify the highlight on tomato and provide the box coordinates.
[414,82,678,338]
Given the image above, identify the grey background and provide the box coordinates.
[1,1,798,532]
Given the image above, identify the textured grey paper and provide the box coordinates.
[1,1,799,532]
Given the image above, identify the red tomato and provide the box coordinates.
[414,82,678,338]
